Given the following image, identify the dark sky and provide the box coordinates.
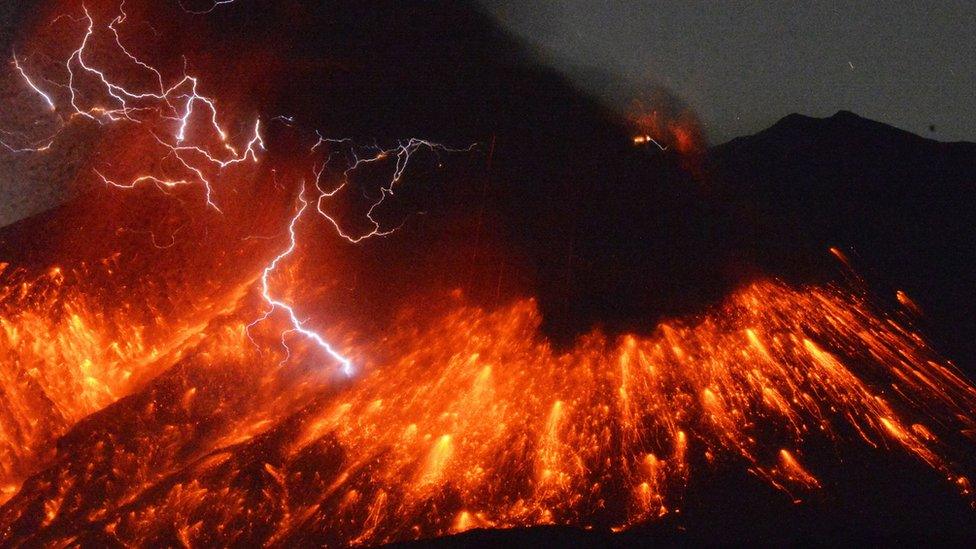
[481,0,976,144]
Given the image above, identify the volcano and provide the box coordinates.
[1,0,975,546]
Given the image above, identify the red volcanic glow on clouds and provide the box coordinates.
[0,1,974,546]
[629,98,705,156]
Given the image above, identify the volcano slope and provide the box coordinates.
[1,0,976,545]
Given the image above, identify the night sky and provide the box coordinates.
[482,0,976,144]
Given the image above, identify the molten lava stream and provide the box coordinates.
[1,277,974,546]
[0,253,260,504]
[0,2,974,545]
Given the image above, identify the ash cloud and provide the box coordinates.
[479,0,976,145]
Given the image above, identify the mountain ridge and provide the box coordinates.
[715,109,976,151]
[707,108,976,370]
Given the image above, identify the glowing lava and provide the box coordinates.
[0,1,974,547]
[0,280,974,546]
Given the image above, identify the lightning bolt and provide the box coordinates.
[11,54,55,111]
[248,137,476,375]
[3,54,61,152]
[312,135,478,243]
[5,2,261,206]
[5,1,476,377]
[177,0,238,15]
[247,184,356,376]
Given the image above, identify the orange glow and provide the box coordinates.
[896,289,923,315]
[2,277,974,545]
[629,100,705,157]
[0,259,253,500]
[1,2,975,545]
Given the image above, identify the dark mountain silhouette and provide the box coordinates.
[384,110,976,546]
[709,110,976,369]
[1,1,975,545]
[182,1,974,363]
[2,0,738,342]
[5,3,972,355]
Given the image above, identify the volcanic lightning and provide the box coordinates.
[248,134,476,376]
[248,185,356,376]
[6,2,472,379]
[177,0,238,15]
[311,135,477,243]
[11,54,55,111]
[4,2,263,208]
[0,1,975,547]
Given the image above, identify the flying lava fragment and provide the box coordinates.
[0,1,973,546]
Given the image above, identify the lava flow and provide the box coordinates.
[1,1,975,547]
[2,276,975,546]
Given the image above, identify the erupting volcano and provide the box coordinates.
[1,0,975,545]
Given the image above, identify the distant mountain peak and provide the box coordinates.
[714,110,957,152]
[767,109,892,134]
[830,109,859,119]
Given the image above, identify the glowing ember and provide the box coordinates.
[628,97,705,156]
[1,280,974,545]
[0,1,974,546]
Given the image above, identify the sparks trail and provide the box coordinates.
[3,279,976,546]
